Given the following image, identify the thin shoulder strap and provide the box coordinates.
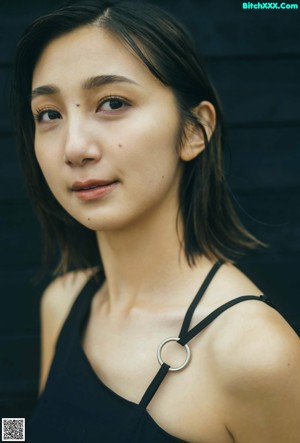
[178,294,274,346]
[139,261,223,408]
[139,363,171,408]
[179,260,223,338]
[140,294,274,408]
[139,265,275,408]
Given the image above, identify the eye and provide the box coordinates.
[33,108,62,123]
[97,97,130,113]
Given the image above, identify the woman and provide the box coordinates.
[11,1,300,442]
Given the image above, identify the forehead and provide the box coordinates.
[32,25,160,90]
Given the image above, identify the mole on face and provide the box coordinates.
[76,104,80,107]
[118,143,122,148]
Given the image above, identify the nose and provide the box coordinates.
[64,120,102,167]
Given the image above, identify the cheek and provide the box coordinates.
[35,133,58,169]
[138,131,179,175]
[116,136,181,198]
[117,111,180,163]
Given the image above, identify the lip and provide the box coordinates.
[71,179,118,201]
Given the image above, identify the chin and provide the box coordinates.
[75,215,131,233]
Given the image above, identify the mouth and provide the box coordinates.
[71,179,117,191]
[71,179,118,201]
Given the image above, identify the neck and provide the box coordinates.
[96,210,197,311]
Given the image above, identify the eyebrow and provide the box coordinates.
[31,75,141,101]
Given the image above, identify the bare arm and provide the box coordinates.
[223,308,300,443]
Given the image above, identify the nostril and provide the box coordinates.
[63,143,102,166]
[81,157,95,165]
[64,155,97,167]
[64,154,73,166]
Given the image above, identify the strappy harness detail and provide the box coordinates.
[28,260,276,443]
[139,261,275,408]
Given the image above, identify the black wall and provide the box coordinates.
[0,0,299,421]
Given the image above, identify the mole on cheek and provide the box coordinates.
[76,104,80,107]
[118,144,122,148]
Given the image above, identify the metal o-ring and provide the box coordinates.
[157,337,191,372]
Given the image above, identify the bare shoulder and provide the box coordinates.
[205,263,300,441]
[211,299,300,384]
[207,261,262,302]
[220,308,300,442]
[41,268,95,318]
[208,262,299,379]
[38,268,96,395]
[40,267,98,348]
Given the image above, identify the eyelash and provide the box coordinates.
[97,95,131,112]
[32,107,61,123]
[32,95,131,123]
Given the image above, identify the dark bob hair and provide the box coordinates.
[11,0,263,274]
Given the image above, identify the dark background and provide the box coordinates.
[0,0,299,422]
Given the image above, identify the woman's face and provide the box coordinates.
[31,26,184,232]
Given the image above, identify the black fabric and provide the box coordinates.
[27,263,273,442]
[178,295,273,346]
[178,261,223,337]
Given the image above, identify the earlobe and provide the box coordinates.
[179,101,216,162]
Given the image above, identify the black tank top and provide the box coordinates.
[27,261,274,442]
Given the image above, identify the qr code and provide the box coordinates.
[2,418,25,441]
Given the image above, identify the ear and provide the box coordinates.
[179,101,216,162]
